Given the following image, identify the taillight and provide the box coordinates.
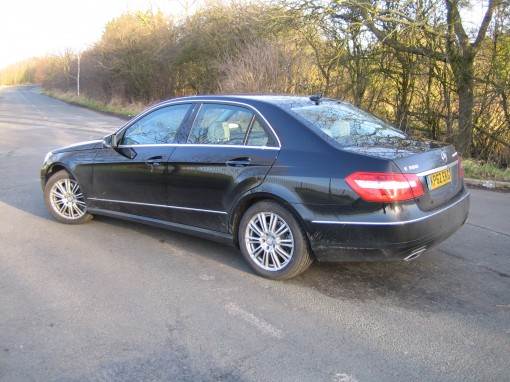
[345,172,424,202]
[458,155,464,178]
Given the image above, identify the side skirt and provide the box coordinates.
[87,207,235,247]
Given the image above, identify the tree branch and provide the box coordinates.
[473,0,496,49]
[353,2,448,62]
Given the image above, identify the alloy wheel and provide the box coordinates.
[244,211,295,271]
[49,178,87,220]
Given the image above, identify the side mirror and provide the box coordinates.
[102,134,119,148]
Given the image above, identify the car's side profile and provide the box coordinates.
[41,95,469,279]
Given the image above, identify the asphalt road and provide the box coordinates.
[1,86,509,382]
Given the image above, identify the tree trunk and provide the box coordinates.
[450,49,475,157]
[456,70,474,157]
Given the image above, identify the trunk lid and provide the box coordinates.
[342,137,463,211]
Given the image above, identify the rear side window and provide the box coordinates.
[247,119,271,146]
[290,102,406,146]
[187,104,277,147]
[122,104,192,145]
[187,104,252,145]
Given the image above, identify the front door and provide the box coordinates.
[90,103,194,221]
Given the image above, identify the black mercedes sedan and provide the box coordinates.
[41,95,469,279]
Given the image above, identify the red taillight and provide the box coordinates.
[345,172,425,202]
[458,155,464,178]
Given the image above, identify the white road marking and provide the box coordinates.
[225,302,284,339]
[332,373,359,382]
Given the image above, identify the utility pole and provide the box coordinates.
[68,51,81,96]
[76,52,81,96]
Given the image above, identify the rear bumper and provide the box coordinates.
[305,188,470,262]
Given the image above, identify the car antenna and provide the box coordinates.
[309,92,323,105]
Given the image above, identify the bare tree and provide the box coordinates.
[347,0,497,157]
[217,38,316,94]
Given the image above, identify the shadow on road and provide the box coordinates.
[290,247,509,316]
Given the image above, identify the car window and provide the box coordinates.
[187,104,255,145]
[247,119,273,146]
[290,102,406,146]
[121,104,192,145]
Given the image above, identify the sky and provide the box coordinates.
[0,0,186,69]
[0,0,487,70]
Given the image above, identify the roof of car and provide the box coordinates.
[168,94,325,108]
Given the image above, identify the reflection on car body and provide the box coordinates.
[41,95,469,279]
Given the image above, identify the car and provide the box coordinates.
[41,94,470,279]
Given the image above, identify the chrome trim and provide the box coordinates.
[117,143,280,150]
[88,198,227,215]
[311,191,469,226]
[183,144,280,150]
[404,246,427,261]
[416,160,457,177]
[117,144,174,148]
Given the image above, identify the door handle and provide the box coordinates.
[226,157,251,167]
[145,156,164,166]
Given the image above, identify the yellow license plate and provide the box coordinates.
[427,168,452,190]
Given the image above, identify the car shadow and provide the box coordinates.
[91,215,253,275]
[289,248,507,316]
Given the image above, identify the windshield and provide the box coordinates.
[290,102,406,146]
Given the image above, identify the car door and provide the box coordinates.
[166,103,280,232]
[90,103,194,221]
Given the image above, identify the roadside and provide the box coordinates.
[42,89,142,120]
[465,178,510,192]
[462,159,510,192]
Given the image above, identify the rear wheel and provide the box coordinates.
[238,201,313,279]
[44,170,92,224]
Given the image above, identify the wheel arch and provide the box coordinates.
[229,191,312,250]
[43,163,74,185]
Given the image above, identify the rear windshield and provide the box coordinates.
[290,102,406,146]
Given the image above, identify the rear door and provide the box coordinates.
[166,103,280,232]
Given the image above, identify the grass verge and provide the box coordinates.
[463,159,510,182]
[44,91,145,118]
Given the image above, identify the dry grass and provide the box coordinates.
[463,160,510,182]
[45,90,146,118]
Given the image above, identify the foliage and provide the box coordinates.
[87,10,177,102]
[0,60,37,85]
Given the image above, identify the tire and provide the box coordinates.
[238,201,313,280]
[43,170,93,224]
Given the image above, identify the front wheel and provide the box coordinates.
[238,201,313,280]
[43,170,93,224]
